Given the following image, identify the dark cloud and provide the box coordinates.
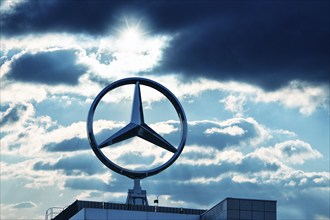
[144,177,271,207]
[149,1,330,90]
[33,153,105,175]
[44,137,89,152]
[0,104,27,126]
[65,175,131,192]
[117,153,156,168]
[62,167,327,218]
[146,168,328,219]
[59,150,281,193]
[65,177,111,191]
[282,189,330,219]
[1,1,132,36]
[2,1,328,90]
[12,201,36,209]
[159,155,280,183]
[43,128,122,152]
[6,50,87,85]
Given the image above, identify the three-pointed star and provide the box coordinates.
[98,82,177,153]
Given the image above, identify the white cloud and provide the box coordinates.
[1,31,171,104]
[171,78,329,116]
[150,120,179,134]
[167,78,257,100]
[232,175,257,183]
[12,201,37,209]
[220,94,246,117]
[253,140,322,165]
[220,150,244,164]
[0,82,48,104]
[204,126,245,136]
[76,191,126,202]
[1,103,35,131]
[272,129,297,137]
[185,175,224,185]
[178,145,243,166]
[0,103,60,155]
[0,102,126,155]
[0,202,41,220]
[106,34,171,75]
[1,33,97,54]
[255,81,329,115]
[0,159,63,189]
[314,215,330,220]
[101,137,173,170]
[0,0,27,14]
[222,117,271,147]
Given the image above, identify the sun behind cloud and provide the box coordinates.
[114,17,149,53]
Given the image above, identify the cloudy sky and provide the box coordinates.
[1,1,329,219]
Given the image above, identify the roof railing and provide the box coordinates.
[45,206,66,220]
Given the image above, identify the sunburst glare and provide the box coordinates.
[115,17,148,52]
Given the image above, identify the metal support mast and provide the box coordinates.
[126,179,148,205]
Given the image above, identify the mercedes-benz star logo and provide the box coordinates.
[87,77,187,179]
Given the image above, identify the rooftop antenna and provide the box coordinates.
[154,195,159,212]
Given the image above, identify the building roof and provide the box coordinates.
[53,200,206,220]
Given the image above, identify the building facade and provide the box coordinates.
[202,198,276,220]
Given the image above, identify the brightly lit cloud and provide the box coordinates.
[175,141,328,186]
[1,32,173,108]
[255,81,330,115]
[177,145,244,166]
[176,145,328,186]
[1,28,328,116]
[140,77,329,116]
[204,125,245,136]
[0,0,27,14]
[252,139,323,165]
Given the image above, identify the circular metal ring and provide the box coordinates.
[87,77,187,179]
